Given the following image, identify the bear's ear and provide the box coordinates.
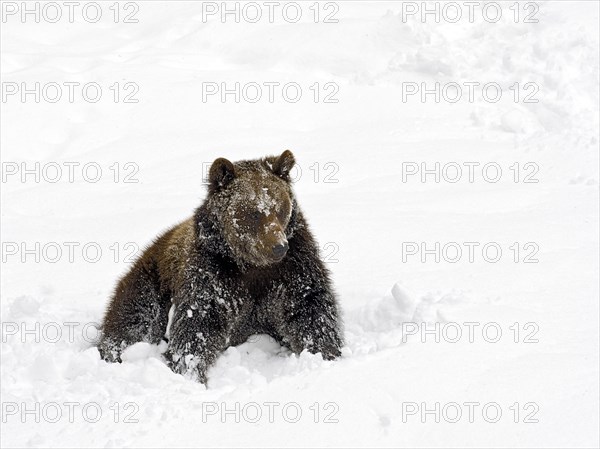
[272,150,296,181]
[208,157,235,191]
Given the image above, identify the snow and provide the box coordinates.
[1,1,599,447]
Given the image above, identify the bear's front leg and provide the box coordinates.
[277,284,343,361]
[165,298,232,384]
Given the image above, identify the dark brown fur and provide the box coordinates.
[98,150,343,383]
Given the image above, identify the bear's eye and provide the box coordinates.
[277,206,290,224]
[251,211,262,225]
[277,210,285,223]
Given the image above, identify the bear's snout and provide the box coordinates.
[272,242,288,259]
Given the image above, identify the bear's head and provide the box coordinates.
[207,150,297,267]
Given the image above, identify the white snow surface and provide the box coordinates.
[1,1,599,447]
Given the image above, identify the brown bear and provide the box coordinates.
[98,150,343,383]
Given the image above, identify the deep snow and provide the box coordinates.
[1,1,599,447]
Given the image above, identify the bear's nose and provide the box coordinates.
[272,242,288,259]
